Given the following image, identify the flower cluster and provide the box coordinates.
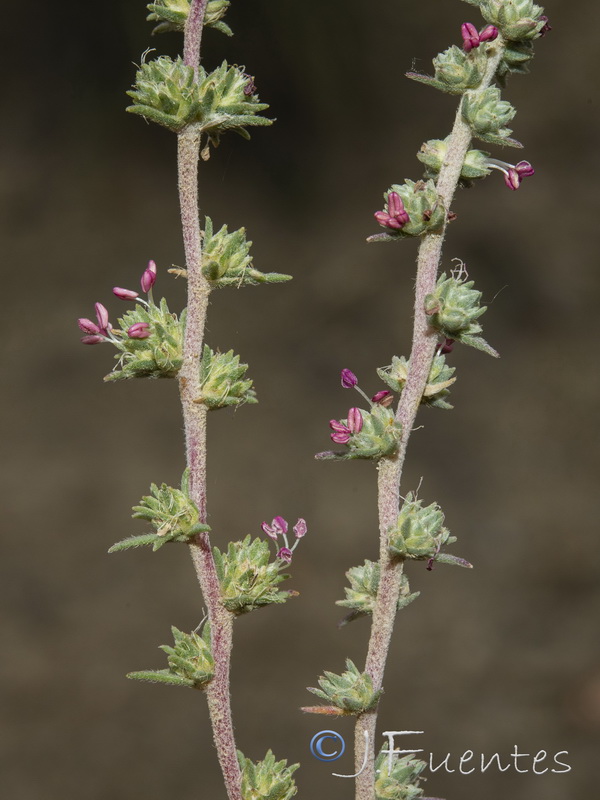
[261,516,307,563]
[486,157,535,189]
[373,192,409,231]
[317,369,402,461]
[371,180,445,240]
[461,22,499,52]
[77,260,157,346]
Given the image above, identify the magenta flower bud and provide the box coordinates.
[372,390,393,407]
[440,338,455,355]
[272,516,288,534]
[331,431,351,444]
[375,192,409,231]
[347,407,363,434]
[277,547,293,563]
[127,322,151,339]
[293,518,307,539]
[113,286,139,301]
[80,335,104,345]
[341,368,358,388]
[387,192,410,224]
[78,318,101,334]
[461,22,480,51]
[504,167,521,191]
[330,420,350,433]
[261,521,279,540]
[538,15,551,36]
[141,261,157,293]
[262,516,288,539]
[95,302,109,331]
[515,160,535,178]
[374,211,403,230]
[479,24,498,42]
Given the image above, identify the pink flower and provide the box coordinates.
[141,260,157,293]
[95,302,110,333]
[261,516,288,540]
[371,390,393,407]
[277,547,293,563]
[78,318,101,335]
[127,322,151,339]
[341,368,358,388]
[374,191,410,231]
[347,407,363,434]
[293,518,307,539]
[113,287,139,301]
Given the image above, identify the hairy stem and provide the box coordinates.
[354,40,505,800]
[177,3,242,799]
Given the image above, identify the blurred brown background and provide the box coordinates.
[2,1,599,799]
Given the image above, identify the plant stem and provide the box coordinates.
[177,3,242,799]
[353,40,505,800]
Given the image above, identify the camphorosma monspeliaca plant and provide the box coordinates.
[76,3,305,800]
[305,3,550,800]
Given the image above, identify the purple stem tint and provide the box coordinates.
[176,3,242,800]
[353,38,506,800]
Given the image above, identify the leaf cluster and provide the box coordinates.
[337,560,419,624]
[418,138,491,185]
[389,493,471,568]
[409,45,487,95]
[109,472,209,553]
[127,58,272,143]
[104,297,184,382]
[424,272,498,357]
[201,217,291,288]
[147,0,233,36]
[127,624,214,689]
[378,354,456,410]
[213,536,296,615]
[195,345,257,409]
[238,749,299,800]
[375,747,429,800]
[462,86,519,147]
[307,659,382,715]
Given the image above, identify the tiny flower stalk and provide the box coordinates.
[310,3,549,798]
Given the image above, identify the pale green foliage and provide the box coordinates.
[196,345,257,409]
[316,406,402,461]
[238,750,299,800]
[418,137,491,183]
[497,39,535,83]
[378,354,457,410]
[127,58,271,143]
[202,217,292,288]
[424,272,498,357]
[375,747,428,800]
[147,0,233,37]
[127,624,214,689]
[462,86,518,147]
[127,56,202,131]
[368,180,445,242]
[213,536,295,614]
[337,560,419,623]
[104,297,184,381]
[408,45,487,95]
[109,471,209,552]
[307,659,382,715]
[479,0,546,41]
[389,493,471,568]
